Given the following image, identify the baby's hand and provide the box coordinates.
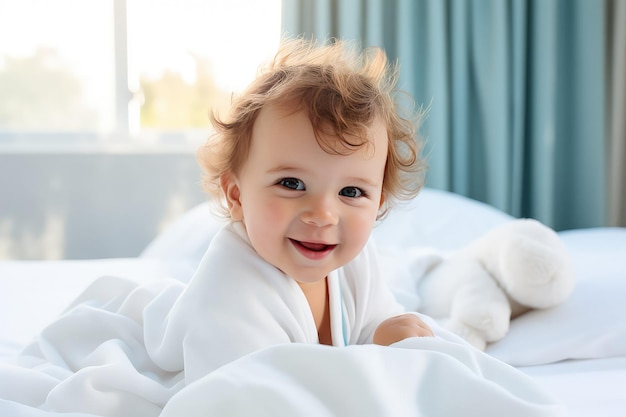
[373,314,434,346]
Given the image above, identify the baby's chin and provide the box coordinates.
[275,266,330,285]
[261,258,330,283]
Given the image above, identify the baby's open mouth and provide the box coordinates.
[289,239,337,253]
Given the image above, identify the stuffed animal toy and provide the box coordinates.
[417,218,575,350]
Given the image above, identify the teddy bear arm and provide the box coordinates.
[445,266,512,350]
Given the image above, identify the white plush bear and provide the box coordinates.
[417,219,575,350]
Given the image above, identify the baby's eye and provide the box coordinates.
[339,187,365,198]
[278,177,305,190]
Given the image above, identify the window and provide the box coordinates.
[0,0,282,147]
[0,0,116,133]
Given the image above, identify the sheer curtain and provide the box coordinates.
[283,0,619,230]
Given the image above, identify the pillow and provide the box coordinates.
[373,188,513,250]
[140,202,226,261]
[139,202,227,281]
[486,228,626,366]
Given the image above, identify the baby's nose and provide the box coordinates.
[300,197,339,226]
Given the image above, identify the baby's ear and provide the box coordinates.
[220,174,244,221]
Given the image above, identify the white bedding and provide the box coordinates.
[1,188,625,416]
[0,258,191,350]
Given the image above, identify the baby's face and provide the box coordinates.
[223,104,387,284]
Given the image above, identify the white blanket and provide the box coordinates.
[161,340,566,417]
[0,223,568,416]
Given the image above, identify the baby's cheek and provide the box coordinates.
[346,214,378,251]
[262,200,291,225]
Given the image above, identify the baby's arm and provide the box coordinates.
[344,238,435,345]
[373,313,434,346]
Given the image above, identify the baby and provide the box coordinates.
[173,38,433,381]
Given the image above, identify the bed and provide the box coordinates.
[1,188,625,416]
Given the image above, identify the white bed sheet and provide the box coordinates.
[1,188,625,416]
[0,258,192,352]
[519,357,626,417]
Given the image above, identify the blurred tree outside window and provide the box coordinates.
[0,48,98,131]
[0,0,282,141]
[139,56,230,129]
[0,0,115,134]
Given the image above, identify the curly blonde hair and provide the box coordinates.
[197,37,426,218]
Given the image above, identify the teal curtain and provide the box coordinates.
[282,0,608,230]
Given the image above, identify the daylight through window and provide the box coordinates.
[0,0,282,146]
